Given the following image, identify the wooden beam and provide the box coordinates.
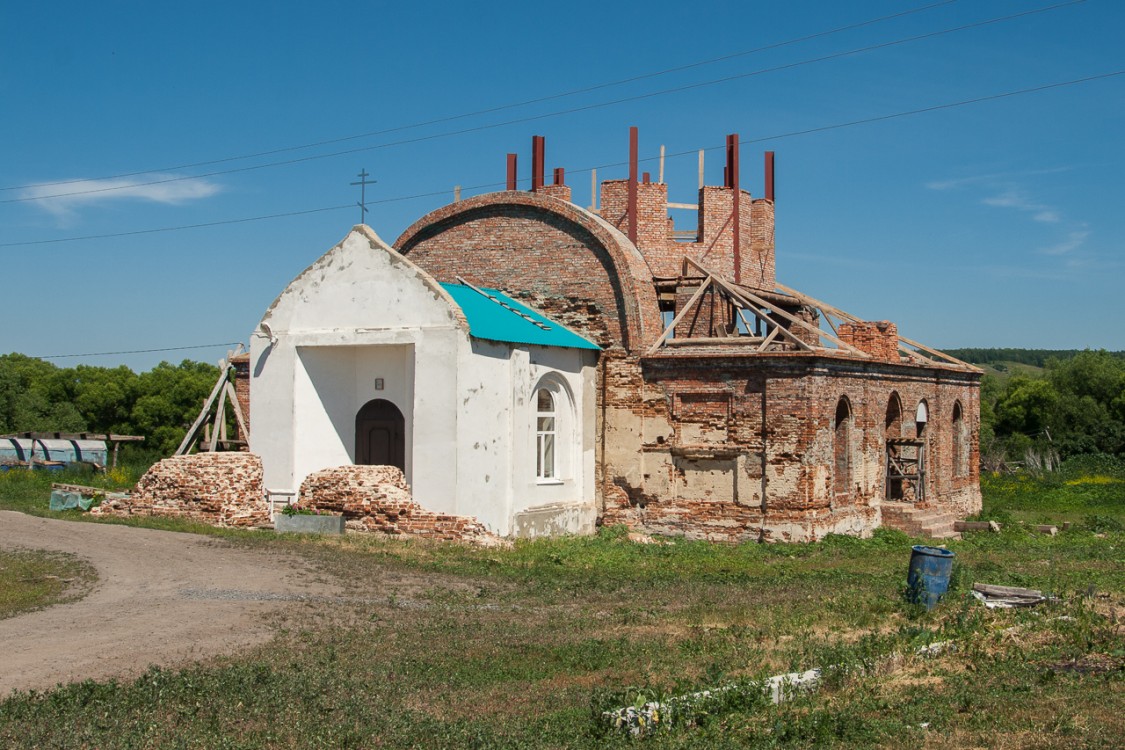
[776,280,976,370]
[647,277,714,353]
[666,202,699,210]
[757,323,782,352]
[687,260,865,356]
[209,386,228,454]
[175,365,230,456]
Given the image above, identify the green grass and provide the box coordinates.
[0,460,1122,747]
[0,549,97,620]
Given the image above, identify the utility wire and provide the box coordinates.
[2,68,1119,250]
[0,0,962,194]
[33,343,242,359]
[2,0,1085,206]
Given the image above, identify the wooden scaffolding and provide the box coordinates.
[886,438,926,503]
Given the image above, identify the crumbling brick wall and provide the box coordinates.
[299,465,500,544]
[93,452,269,527]
[838,321,900,362]
[602,355,981,542]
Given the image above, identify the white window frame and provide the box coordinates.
[532,374,576,486]
[536,388,557,481]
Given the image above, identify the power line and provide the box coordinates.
[2,68,1119,250]
[2,0,1085,206]
[0,204,355,247]
[33,343,242,360]
[0,0,962,195]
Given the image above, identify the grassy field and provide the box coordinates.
[0,460,1122,748]
[0,549,96,621]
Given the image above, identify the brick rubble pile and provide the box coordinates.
[93,452,269,527]
[299,465,501,545]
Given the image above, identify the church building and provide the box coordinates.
[248,129,982,542]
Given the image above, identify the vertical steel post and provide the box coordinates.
[531,135,545,192]
[506,153,518,191]
[730,134,741,284]
[765,151,775,202]
[628,126,638,244]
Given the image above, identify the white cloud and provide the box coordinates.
[1040,227,1090,256]
[979,188,1061,223]
[19,174,222,221]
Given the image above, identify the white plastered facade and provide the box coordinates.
[249,226,597,537]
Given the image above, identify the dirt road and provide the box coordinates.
[0,511,345,696]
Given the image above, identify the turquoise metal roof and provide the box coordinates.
[439,283,600,351]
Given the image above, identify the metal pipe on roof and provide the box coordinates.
[506,153,518,191]
[628,126,638,244]
[765,151,775,202]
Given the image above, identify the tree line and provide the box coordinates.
[3,348,1123,466]
[944,348,1125,368]
[0,353,219,457]
[973,349,1125,461]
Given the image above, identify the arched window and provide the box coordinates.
[536,389,556,480]
[885,393,903,439]
[915,399,929,438]
[952,401,966,477]
[833,397,852,496]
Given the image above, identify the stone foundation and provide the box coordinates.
[93,452,269,527]
[298,465,501,545]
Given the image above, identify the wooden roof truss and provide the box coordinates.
[647,258,977,372]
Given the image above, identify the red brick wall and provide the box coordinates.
[231,354,251,440]
[838,321,900,362]
[601,354,981,541]
[598,181,776,288]
[395,191,661,352]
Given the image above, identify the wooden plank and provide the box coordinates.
[209,386,228,454]
[3,432,144,442]
[666,202,699,210]
[973,583,1043,599]
[955,521,1000,532]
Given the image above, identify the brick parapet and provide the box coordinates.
[838,321,900,362]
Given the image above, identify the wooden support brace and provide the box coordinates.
[175,364,231,455]
[209,386,228,454]
[647,277,714,353]
[688,260,862,355]
[223,381,250,443]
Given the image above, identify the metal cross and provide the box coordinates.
[350,169,376,225]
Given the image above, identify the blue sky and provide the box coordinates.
[2,0,1122,371]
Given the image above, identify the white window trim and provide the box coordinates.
[536,389,557,482]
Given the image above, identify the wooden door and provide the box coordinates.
[355,399,405,471]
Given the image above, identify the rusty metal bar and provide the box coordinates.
[553,167,564,185]
[506,153,517,191]
[765,150,775,202]
[731,133,741,284]
[531,136,545,192]
[628,126,638,244]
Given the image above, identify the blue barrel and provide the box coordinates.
[907,545,955,609]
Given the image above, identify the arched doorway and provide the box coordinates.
[355,399,405,471]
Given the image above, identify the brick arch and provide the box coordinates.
[394,191,660,352]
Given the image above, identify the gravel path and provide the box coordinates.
[0,511,346,696]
